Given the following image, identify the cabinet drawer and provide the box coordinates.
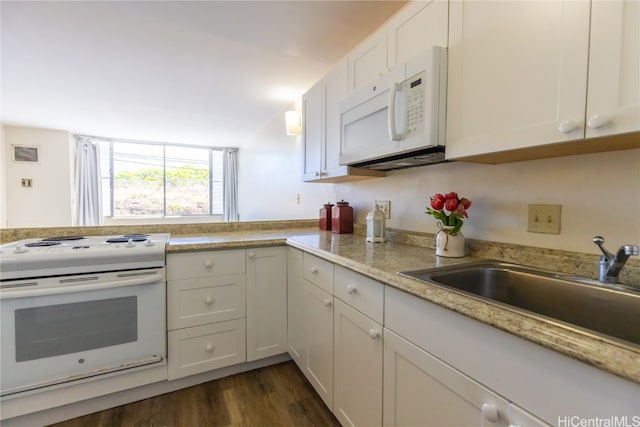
[167,319,246,380]
[167,250,246,280]
[303,253,334,294]
[334,265,384,324]
[167,274,246,330]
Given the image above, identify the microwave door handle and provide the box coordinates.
[0,274,164,299]
[388,82,402,141]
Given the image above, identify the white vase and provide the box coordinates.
[435,225,465,257]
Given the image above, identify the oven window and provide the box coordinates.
[15,297,138,362]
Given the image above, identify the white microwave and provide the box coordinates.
[339,46,447,170]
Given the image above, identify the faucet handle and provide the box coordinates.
[593,236,613,260]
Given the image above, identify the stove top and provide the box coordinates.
[0,233,170,280]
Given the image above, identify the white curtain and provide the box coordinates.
[75,136,103,226]
[223,148,239,222]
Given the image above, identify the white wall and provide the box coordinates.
[0,126,7,227]
[2,125,74,228]
[238,108,334,221]
[332,148,640,255]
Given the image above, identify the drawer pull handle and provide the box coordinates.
[205,343,214,352]
[310,266,318,274]
[481,403,498,422]
[346,284,356,294]
[323,298,332,307]
[205,296,214,305]
[368,328,380,339]
[204,260,214,268]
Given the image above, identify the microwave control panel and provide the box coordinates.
[403,71,426,136]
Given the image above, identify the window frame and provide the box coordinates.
[98,138,233,219]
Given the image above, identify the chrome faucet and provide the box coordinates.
[592,236,639,284]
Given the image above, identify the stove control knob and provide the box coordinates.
[14,244,29,253]
[126,238,136,248]
[145,239,155,247]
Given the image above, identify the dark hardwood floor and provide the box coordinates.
[48,361,340,427]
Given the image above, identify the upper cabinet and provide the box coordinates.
[348,33,388,94]
[586,0,639,138]
[387,0,449,69]
[302,59,385,182]
[348,0,449,94]
[446,0,640,162]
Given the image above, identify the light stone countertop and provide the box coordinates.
[167,228,639,383]
[167,227,319,252]
[285,232,640,385]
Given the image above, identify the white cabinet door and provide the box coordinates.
[446,1,591,159]
[383,328,509,427]
[333,299,383,427]
[323,59,349,179]
[586,0,639,138]
[387,0,448,68]
[287,248,305,370]
[303,280,334,410]
[348,31,388,93]
[302,80,323,181]
[246,247,287,362]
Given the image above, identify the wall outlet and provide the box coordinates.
[376,200,391,219]
[527,204,561,234]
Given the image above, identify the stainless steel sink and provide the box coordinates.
[399,261,640,348]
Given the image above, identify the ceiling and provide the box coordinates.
[1,0,407,145]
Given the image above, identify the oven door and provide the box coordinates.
[0,268,166,396]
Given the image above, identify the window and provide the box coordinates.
[98,139,227,218]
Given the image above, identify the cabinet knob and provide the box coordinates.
[323,298,332,307]
[205,296,214,305]
[248,251,255,259]
[587,114,608,129]
[346,284,357,294]
[310,266,319,274]
[368,328,380,339]
[481,403,499,422]
[205,343,214,352]
[558,120,578,134]
[204,260,214,268]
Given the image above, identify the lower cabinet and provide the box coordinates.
[167,319,246,380]
[167,247,288,380]
[303,279,335,409]
[333,298,383,427]
[287,248,306,370]
[383,328,509,427]
[246,247,287,362]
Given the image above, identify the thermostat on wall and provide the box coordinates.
[12,145,40,163]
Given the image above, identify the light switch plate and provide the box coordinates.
[527,204,561,234]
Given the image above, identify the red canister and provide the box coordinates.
[332,200,353,234]
[319,203,334,230]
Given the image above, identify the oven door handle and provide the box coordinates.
[0,274,164,299]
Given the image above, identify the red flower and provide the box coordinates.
[430,194,445,210]
[444,198,458,211]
